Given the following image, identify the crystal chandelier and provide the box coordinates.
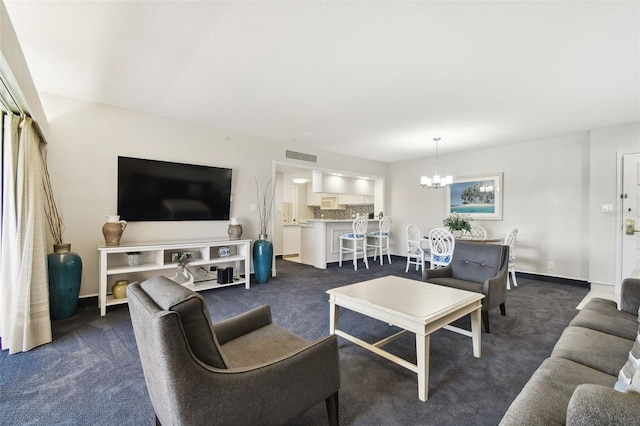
[420,137,452,189]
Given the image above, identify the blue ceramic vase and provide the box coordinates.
[47,243,83,320]
[253,235,273,284]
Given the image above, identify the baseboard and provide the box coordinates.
[516,272,589,288]
[78,296,98,307]
[589,282,615,293]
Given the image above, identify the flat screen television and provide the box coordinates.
[117,156,232,221]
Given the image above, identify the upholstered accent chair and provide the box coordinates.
[422,241,509,333]
[127,276,340,426]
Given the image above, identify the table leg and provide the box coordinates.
[329,299,339,334]
[416,333,430,401]
[471,306,482,358]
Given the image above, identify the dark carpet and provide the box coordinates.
[0,257,588,425]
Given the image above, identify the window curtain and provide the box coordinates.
[0,114,52,354]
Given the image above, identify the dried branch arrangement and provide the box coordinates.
[41,149,65,245]
[255,177,276,237]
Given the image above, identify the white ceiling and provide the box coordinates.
[4,1,639,163]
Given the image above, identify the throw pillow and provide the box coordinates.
[614,325,640,392]
[627,369,640,394]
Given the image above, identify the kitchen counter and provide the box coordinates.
[300,219,379,269]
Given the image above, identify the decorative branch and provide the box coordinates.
[255,176,276,237]
[40,148,65,245]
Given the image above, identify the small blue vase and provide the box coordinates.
[253,235,273,284]
[47,243,83,320]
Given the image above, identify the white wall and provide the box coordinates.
[40,93,387,297]
[389,123,639,286]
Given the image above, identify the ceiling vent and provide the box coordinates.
[286,150,317,163]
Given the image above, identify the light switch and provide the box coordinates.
[601,204,613,213]
[250,203,258,212]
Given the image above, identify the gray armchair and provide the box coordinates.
[422,241,509,333]
[127,276,340,426]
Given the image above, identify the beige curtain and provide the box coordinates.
[0,114,51,353]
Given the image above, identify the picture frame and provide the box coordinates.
[446,172,503,220]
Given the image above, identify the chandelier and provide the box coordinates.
[420,137,452,189]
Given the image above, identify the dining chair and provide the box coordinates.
[339,216,369,270]
[504,228,518,289]
[405,224,428,272]
[368,216,392,265]
[428,227,455,269]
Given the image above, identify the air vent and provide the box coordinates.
[286,150,317,163]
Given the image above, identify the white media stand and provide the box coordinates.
[97,238,251,316]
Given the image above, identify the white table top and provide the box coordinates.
[327,276,484,321]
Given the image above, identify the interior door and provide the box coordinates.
[621,153,640,280]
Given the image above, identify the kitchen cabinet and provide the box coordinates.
[307,184,322,206]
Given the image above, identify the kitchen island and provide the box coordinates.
[300,219,380,269]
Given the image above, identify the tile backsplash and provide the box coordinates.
[313,204,376,220]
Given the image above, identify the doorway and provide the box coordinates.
[621,152,640,285]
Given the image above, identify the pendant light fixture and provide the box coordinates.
[420,137,452,189]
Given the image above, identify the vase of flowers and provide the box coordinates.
[253,177,275,283]
[443,212,472,237]
[171,252,195,287]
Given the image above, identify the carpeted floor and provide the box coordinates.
[0,257,588,425]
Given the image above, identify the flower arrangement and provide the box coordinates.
[443,212,473,232]
[176,252,193,271]
[255,177,276,238]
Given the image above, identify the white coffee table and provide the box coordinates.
[327,275,484,401]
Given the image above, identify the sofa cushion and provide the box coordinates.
[569,303,638,341]
[579,297,618,314]
[499,357,617,426]
[551,326,633,376]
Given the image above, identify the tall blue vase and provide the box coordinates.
[253,235,273,284]
[47,243,83,320]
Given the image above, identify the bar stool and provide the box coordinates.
[339,216,369,270]
[368,216,391,265]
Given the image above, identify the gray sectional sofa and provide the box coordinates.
[500,278,640,425]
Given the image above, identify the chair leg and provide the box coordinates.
[339,239,343,267]
[362,240,369,269]
[352,239,357,270]
[482,311,490,333]
[386,238,391,264]
[405,256,410,272]
[511,269,518,287]
[500,303,506,316]
[326,391,339,426]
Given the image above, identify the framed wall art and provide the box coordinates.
[446,172,503,220]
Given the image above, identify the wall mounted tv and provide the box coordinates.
[117,156,232,221]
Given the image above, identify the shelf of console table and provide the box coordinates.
[97,238,251,316]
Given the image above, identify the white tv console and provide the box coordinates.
[97,238,251,316]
